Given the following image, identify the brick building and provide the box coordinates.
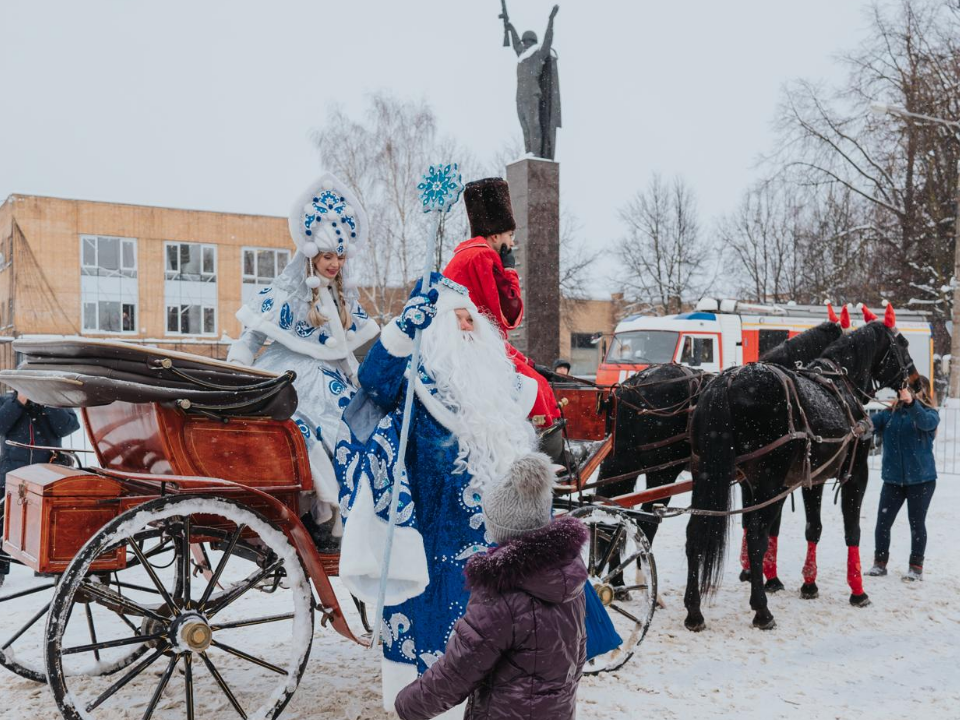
[0,194,295,371]
[0,193,620,379]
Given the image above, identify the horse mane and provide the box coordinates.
[760,321,842,366]
[815,321,887,388]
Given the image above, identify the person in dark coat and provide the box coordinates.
[395,453,588,720]
[866,378,939,582]
[0,391,80,580]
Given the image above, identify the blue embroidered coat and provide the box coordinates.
[335,322,491,688]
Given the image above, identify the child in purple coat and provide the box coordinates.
[394,453,588,720]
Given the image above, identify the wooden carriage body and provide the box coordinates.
[0,338,360,644]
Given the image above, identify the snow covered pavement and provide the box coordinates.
[1,468,957,720]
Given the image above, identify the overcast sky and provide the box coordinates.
[0,1,870,293]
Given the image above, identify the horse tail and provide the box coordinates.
[688,375,735,597]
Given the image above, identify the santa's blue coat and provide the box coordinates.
[335,323,489,678]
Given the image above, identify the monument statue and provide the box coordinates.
[499,2,562,160]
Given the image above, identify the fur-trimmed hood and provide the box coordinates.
[465,516,588,604]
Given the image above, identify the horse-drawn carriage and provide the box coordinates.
[0,309,917,718]
[0,338,660,720]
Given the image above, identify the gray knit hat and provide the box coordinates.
[483,452,555,544]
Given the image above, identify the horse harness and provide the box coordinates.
[660,360,874,519]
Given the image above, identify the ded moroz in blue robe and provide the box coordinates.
[335,320,535,707]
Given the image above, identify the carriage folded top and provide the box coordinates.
[0,337,298,420]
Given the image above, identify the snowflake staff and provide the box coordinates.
[335,165,551,715]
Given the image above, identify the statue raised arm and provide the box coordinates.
[500,0,523,55]
[499,3,562,159]
[541,5,559,56]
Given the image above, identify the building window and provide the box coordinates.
[165,242,217,282]
[569,332,602,377]
[166,304,217,335]
[241,247,290,304]
[164,241,218,336]
[82,236,137,278]
[83,301,137,333]
[80,235,139,334]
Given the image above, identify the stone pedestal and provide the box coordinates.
[506,158,560,364]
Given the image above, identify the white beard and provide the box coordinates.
[420,310,537,490]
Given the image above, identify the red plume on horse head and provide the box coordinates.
[859,303,878,323]
[881,298,896,329]
[840,304,851,332]
[825,300,839,324]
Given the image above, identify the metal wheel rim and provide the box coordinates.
[44,496,314,720]
[570,505,658,674]
[0,536,180,683]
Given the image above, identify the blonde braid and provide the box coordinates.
[307,283,327,328]
[306,256,328,328]
[335,272,350,328]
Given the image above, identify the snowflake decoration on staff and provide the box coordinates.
[417,163,464,214]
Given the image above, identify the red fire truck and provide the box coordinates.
[595,298,934,387]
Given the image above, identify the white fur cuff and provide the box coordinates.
[380,321,415,358]
[226,342,254,366]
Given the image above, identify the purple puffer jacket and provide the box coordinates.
[395,516,588,720]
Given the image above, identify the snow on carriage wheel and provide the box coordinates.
[0,533,185,684]
[570,505,657,675]
[45,496,314,720]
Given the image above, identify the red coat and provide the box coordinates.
[444,238,560,427]
[444,237,522,335]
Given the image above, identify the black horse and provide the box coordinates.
[597,320,843,544]
[683,320,919,631]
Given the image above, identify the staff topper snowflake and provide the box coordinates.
[417,163,464,214]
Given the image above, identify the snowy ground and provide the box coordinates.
[1,468,957,720]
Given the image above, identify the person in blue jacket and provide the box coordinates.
[866,378,939,582]
[0,391,80,582]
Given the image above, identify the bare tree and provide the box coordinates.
[615,174,709,315]
[770,0,960,347]
[313,93,473,322]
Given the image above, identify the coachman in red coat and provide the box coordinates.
[444,177,560,428]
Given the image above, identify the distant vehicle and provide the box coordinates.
[595,298,934,390]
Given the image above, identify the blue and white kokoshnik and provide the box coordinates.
[289,172,370,258]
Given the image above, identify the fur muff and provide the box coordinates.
[465,516,588,593]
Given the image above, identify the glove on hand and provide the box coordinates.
[499,243,517,269]
[396,288,439,338]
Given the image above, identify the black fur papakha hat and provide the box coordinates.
[464,177,516,238]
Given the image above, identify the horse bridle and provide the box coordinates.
[875,326,918,395]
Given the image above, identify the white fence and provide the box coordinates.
[867,405,960,476]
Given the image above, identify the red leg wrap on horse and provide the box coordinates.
[763,536,778,580]
[847,546,864,596]
[802,541,818,584]
[740,529,749,571]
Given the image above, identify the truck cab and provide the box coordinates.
[596,310,742,385]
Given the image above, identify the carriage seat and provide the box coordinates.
[0,337,297,420]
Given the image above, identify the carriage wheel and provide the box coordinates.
[570,505,658,674]
[0,534,182,683]
[45,496,315,720]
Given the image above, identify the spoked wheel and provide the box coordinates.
[45,496,314,720]
[0,535,181,683]
[570,505,657,674]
